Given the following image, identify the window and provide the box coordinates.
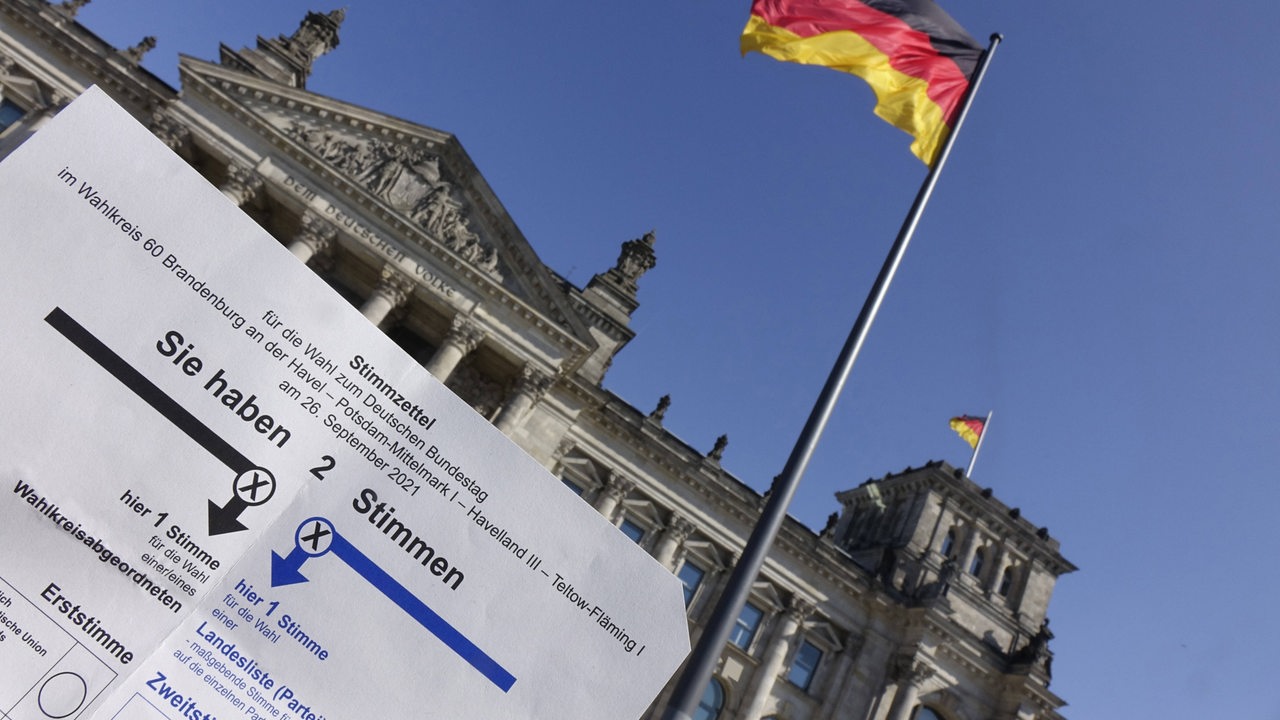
[940,529,956,558]
[677,560,705,607]
[0,98,24,132]
[914,708,944,720]
[619,519,645,544]
[787,640,823,690]
[561,477,585,496]
[729,602,764,650]
[692,679,724,720]
[969,547,985,577]
[998,566,1014,596]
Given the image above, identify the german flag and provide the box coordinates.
[741,0,982,165]
[949,415,986,449]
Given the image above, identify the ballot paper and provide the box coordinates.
[0,86,688,720]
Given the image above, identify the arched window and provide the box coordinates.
[998,566,1015,596]
[914,707,944,720]
[969,547,985,577]
[692,679,725,720]
[940,529,956,558]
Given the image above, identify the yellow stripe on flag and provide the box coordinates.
[741,15,951,164]
[949,416,984,449]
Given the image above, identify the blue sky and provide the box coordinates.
[76,1,1280,717]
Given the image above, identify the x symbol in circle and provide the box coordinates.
[302,521,332,553]
[239,472,270,500]
[233,467,276,506]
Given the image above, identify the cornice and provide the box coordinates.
[177,60,599,376]
[0,0,174,109]
[845,463,1076,576]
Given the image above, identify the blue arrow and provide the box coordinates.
[270,545,311,587]
[269,523,516,692]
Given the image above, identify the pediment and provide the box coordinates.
[802,620,844,652]
[177,58,592,347]
[747,580,786,611]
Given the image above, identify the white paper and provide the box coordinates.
[0,86,688,720]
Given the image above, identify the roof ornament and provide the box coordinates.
[288,9,346,66]
[222,8,346,88]
[121,36,156,66]
[53,0,89,20]
[611,230,656,291]
[584,230,657,320]
[647,394,671,424]
[706,434,728,463]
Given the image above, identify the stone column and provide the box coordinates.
[653,515,695,570]
[886,658,935,720]
[424,315,485,382]
[988,545,1010,593]
[957,524,980,578]
[592,471,634,521]
[358,265,413,329]
[738,597,814,720]
[816,635,865,720]
[289,210,337,265]
[493,364,552,434]
[221,162,263,206]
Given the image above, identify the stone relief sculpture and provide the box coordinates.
[281,118,502,281]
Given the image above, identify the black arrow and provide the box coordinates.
[208,467,276,535]
[46,307,266,536]
[208,497,249,536]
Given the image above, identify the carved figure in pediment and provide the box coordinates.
[280,120,502,280]
[359,143,416,198]
[475,247,499,274]
[334,140,374,175]
[443,215,481,255]
[412,184,454,234]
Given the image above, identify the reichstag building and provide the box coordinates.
[0,3,1075,718]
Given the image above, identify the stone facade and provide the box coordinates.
[0,4,1076,718]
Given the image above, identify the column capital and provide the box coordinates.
[295,210,338,254]
[148,107,190,153]
[444,315,486,355]
[375,263,415,305]
[785,595,816,623]
[602,471,636,503]
[222,161,263,206]
[890,656,935,687]
[512,363,554,402]
[663,515,695,544]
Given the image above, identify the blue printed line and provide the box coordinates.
[328,531,517,692]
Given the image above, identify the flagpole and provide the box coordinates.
[661,33,1003,720]
[965,410,993,478]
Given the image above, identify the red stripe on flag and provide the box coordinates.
[750,0,972,124]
